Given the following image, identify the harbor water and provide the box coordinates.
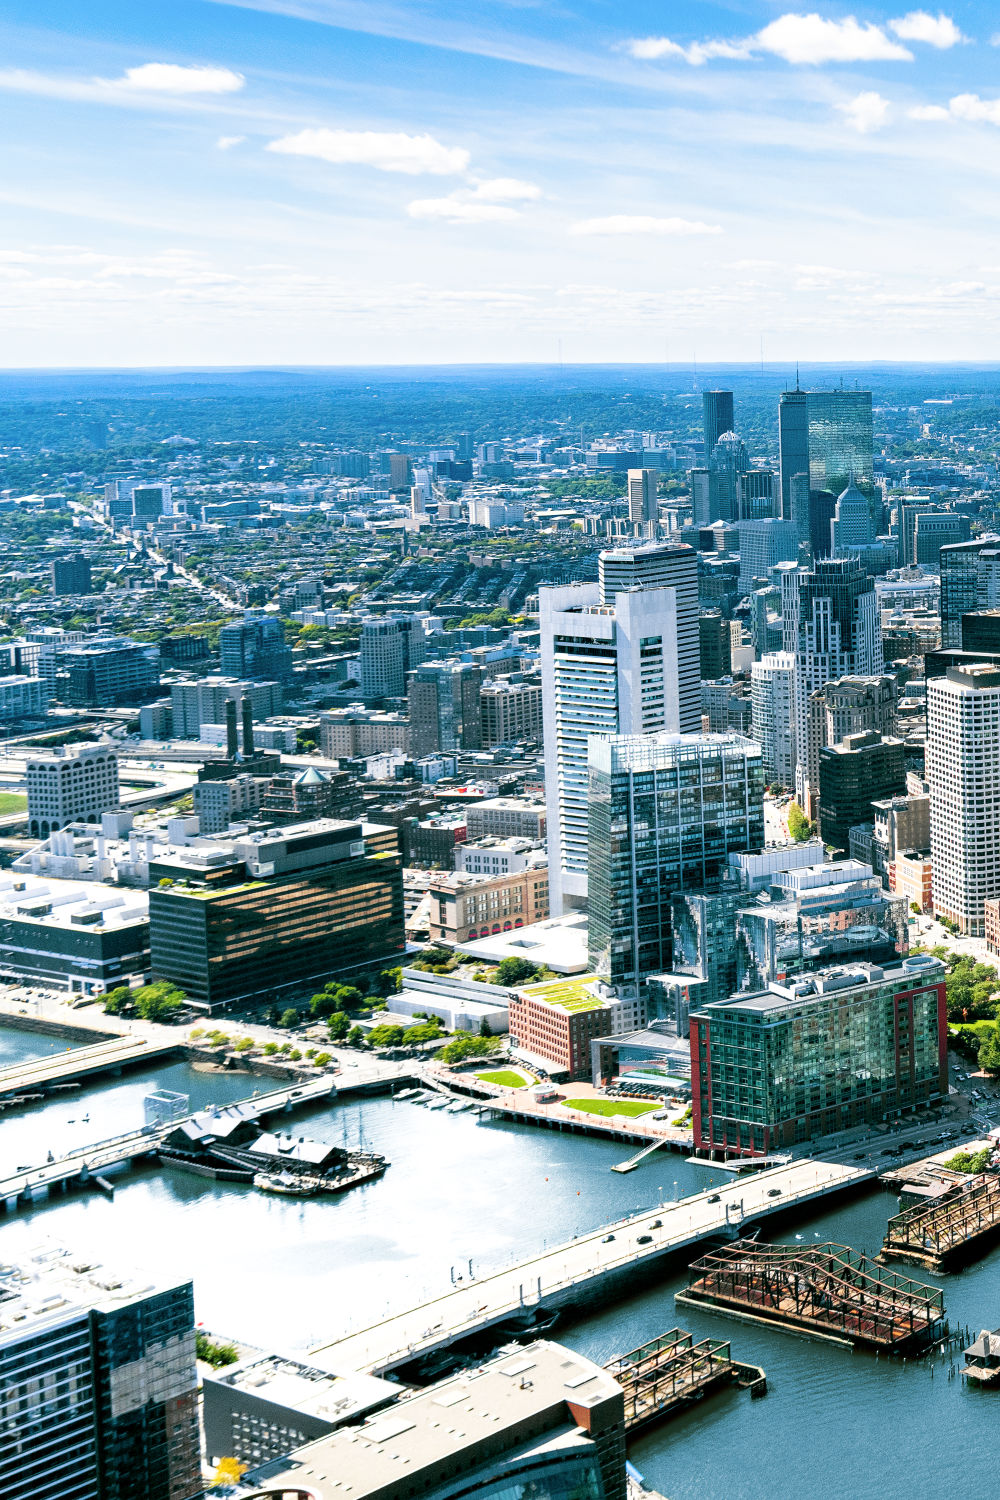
[0,1035,995,1500]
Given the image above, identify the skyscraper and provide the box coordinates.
[626,468,658,529]
[937,538,1000,648]
[541,559,698,912]
[750,651,796,787]
[817,730,907,857]
[358,615,427,698]
[408,659,483,754]
[702,389,734,455]
[778,388,874,522]
[707,431,749,523]
[219,612,293,682]
[927,663,1000,935]
[587,730,764,988]
[830,481,875,553]
[781,558,883,814]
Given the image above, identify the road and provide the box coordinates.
[0,1034,179,1100]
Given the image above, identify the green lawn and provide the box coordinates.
[0,793,27,816]
[476,1069,533,1088]
[563,1097,660,1118]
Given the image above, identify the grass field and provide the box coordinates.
[0,792,27,816]
[476,1069,533,1089]
[563,1097,659,1118]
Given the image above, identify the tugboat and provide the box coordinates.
[254,1171,321,1198]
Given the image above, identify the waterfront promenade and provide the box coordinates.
[311,1155,874,1375]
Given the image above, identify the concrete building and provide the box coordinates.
[829,481,874,553]
[0,1247,200,1500]
[428,862,549,944]
[0,673,46,720]
[408,660,483,756]
[193,772,266,834]
[320,708,410,758]
[455,837,545,877]
[464,797,546,841]
[817,732,907,858]
[750,651,796,787]
[57,636,159,707]
[242,1340,627,1500]
[690,955,947,1156]
[913,511,971,569]
[51,551,92,596]
[219,612,293,683]
[480,675,543,746]
[27,743,119,837]
[0,874,148,995]
[509,974,638,1079]
[598,543,700,729]
[587,731,764,992]
[358,615,428,699]
[388,965,512,1034]
[149,820,404,1010]
[626,467,658,529]
[170,677,282,739]
[927,662,1000,934]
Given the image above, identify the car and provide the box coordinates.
[766,1188,782,1197]
[637,1234,653,1244]
[853,1153,867,1160]
[650,1219,662,1229]
[601,1234,615,1243]
[708,1193,721,1203]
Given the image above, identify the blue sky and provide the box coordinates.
[2,1,1000,364]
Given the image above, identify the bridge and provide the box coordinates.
[0,1035,182,1102]
[310,1156,875,1376]
[0,1074,336,1211]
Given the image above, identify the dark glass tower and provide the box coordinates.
[779,389,874,521]
[702,389,734,455]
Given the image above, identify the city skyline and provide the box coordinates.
[4,2,1000,364]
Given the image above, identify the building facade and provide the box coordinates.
[27,744,120,837]
[927,662,1000,934]
[408,660,483,756]
[750,651,796,787]
[479,675,543,746]
[817,731,907,858]
[778,388,874,521]
[428,862,549,944]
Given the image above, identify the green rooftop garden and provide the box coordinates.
[522,975,603,1012]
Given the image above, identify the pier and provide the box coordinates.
[679,1239,946,1354]
[606,1328,765,1433]
[311,1156,875,1375]
[881,1173,1000,1271]
[0,1034,181,1103]
[0,1075,336,1211]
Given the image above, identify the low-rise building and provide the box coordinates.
[0,673,46,720]
[464,796,546,841]
[455,836,545,877]
[428,862,549,945]
[480,675,543,746]
[193,773,267,835]
[891,849,933,914]
[0,874,149,995]
[508,974,638,1079]
[319,708,411,758]
[388,966,512,1034]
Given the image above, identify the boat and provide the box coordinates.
[254,1171,321,1198]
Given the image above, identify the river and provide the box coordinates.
[0,1034,993,1500]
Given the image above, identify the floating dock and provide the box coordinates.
[606,1328,765,1433]
[679,1239,946,1354]
[880,1173,1000,1271]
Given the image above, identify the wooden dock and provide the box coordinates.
[680,1239,947,1355]
[881,1173,1000,1271]
[606,1328,765,1433]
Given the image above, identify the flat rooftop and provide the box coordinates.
[0,875,148,932]
[456,912,589,974]
[210,1353,396,1425]
[0,1244,180,1342]
[519,974,607,1013]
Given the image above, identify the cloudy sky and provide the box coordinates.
[2,2,1000,365]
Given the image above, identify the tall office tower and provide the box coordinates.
[51,552,92,597]
[737,467,776,521]
[626,468,659,530]
[26,743,119,837]
[699,611,731,679]
[897,498,936,564]
[219,612,293,682]
[778,388,874,522]
[703,389,734,455]
[541,572,696,912]
[598,542,700,730]
[407,659,483,755]
[817,730,906,857]
[707,432,749,523]
[587,731,764,989]
[357,615,427,699]
[927,663,1000,934]
[170,677,282,739]
[913,512,971,569]
[750,651,796,787]
[388,452,412,491]
[0,1248,200,1500]
[57,637,160,707]
[781,558,883,815]
[689,466,712,528]
[939,538,1000,648]
[806,675,898,805]
[830,481,875,554]
[736,518,799,595]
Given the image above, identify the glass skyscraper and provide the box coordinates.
[779,389,874,521]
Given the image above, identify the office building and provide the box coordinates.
[480,674,543,746]
[778,387,874,522]
[703,389,734,454]
[0,1247,200,1500]
[737,467,776,521]
[626,467,658,529]
[428,862,549,944]
[588,731,764,989]
[829,481,875,553]
[456,836,545,876]
[750,651,796,787]
[408,659,483,755]
[927,663,1000,934]
[0,873,148,995]
[26,743,119,837]
[193,772,266,834]
[699,612,731,680]
[0,674,46,720]
[781,559,883,815]
[320,707,410,758]
[690,954,947,1156]
[51,552,92,597]
[464,796,546,841]
[807,675,898,799]
[818,732,906,858]
[244,1340,626,1500]
[170,677,282,740]
[219,612,293,682]
[707,432,749,522]
[914,512,970,569]
[57,637,160,707]
[149,820,404,1010]
[961,609,1000,655]
[509,974,638,1078]
[736,518,798,594]
[541,564,698,911]
[359,615,428,699]
[388,452,412,491]
[259,766,358,826]
[939,538,1000,648]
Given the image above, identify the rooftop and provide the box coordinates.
[209,1353,397,1426]
[457,912,589,974]
[0,874,148,931]
[0,1244,180,1342]
[519,974,605,1013]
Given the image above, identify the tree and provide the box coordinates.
[437,1035,499,1064]
[102,985,131,1016]
[347,1025,365,1046]
[367,1024,406,1048]
[279,1007,299,1029]
[133,982,186,1022]
[310,991,341,1019]
[376,967,402,996]
[493,956,541,987]
[327,1011,350,1041]
[480,1017,493,1038]
[233,1036,254,1053]
[979,1024,1000,1074]
[313,1051,332,1067]
[213,1457,247,1488]
[787,803,813,842]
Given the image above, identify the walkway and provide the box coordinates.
[0,1035,180,1100]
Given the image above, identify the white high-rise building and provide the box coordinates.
[541,557,698,913]
[750,652,796,788]
[27,744,120,838]
[598,542,700,725]
[781,558,882,816]
[626,469,658,529]
[927,662,1000,935]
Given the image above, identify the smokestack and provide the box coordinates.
[241,696,255,758]
[225,698,238,759]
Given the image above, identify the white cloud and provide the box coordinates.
[408,198,520,223]
[107,63,245,94]
[889,11,965,48]
[569,215,722,236]
[754,14,912,65]
[910,94,1000,125]
[908,103,952,120]
[468,178,542,202]
[837,91,891,133]
[216,135,246,150]
[626,36,751,65]
[267,128,470,175]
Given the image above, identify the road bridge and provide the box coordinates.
[310,1156,876,1376]
[0,1035,181,1102]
